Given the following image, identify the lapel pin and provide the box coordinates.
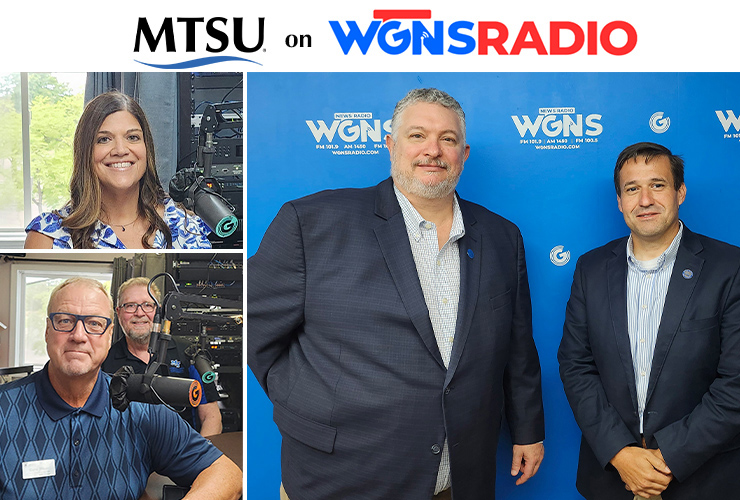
[467,249,474,259]
[682,269,693,279]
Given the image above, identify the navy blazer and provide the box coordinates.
[558,226,740,500]
[248,178,545,500]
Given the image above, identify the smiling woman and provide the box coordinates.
[23,91,212,249]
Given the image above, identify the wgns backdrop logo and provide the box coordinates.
[306,113,391,157]
[133,17,265,68]
[512,107,603,151]
[649,112,670,134]
[716,110,740,143]
[550,246,571,266]
[329,10,637,56]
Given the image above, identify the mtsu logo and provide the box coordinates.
[550,245,571,266]
[133,17,264,68]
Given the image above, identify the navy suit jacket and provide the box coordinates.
[247,178,545,500]
[558,226,740,500]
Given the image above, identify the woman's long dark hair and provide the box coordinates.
[61,91,172,249]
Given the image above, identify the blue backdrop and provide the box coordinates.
[247,72,740,499]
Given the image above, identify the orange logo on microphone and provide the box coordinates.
[189,380,202,407]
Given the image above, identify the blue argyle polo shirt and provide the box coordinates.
[0,365,222,499]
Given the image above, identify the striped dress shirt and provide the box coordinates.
[626,222,683,433]
[394,186,465,495]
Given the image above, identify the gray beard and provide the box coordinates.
[125,330,151,346]
[390,156,461,200]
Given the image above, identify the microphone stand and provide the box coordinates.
[131,279,175,406]
[110,273,242,412]
[169,102,242,239]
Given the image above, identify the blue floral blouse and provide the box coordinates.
[25,199,212,249]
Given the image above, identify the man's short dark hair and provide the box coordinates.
[614,142,684,195]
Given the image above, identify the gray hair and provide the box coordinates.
[117,276,161,306]
[47,277,113,317]
[390,88,466,145]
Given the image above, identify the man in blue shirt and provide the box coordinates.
[0,277,242,499]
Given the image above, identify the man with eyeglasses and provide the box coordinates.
[0,277,242,499]
[103,277,223,437]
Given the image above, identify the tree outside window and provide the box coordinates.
[0,73,84,230]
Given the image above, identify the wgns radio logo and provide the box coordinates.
[329,10,637,56]
[716,110,740,142]
[306,113,391,157]
[133,17,265,69]
[550,246,571,267]
[512,107,603,151]
[649,112,671,134]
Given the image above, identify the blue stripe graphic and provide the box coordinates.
[134,56,262,69]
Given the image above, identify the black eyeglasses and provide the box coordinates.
[119,302,156,314]
[48,313,112,335]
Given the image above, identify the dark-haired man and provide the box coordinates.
[559,142,740,499]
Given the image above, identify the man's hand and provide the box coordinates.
[610,446,672,497]
[511,442,544,486]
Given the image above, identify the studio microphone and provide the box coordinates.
[185,344,216,384]
[110,366,202,412]
[169,168,239,239]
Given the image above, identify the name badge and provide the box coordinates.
[22,459,56,480]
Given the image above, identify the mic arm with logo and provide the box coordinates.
[169,101,243,239]
[110,273,243,412]
[160,288,242,371]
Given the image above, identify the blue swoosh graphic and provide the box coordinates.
[134,56,262,69]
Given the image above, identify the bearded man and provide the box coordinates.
[103,277,222,436]
[248,88,545,500]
